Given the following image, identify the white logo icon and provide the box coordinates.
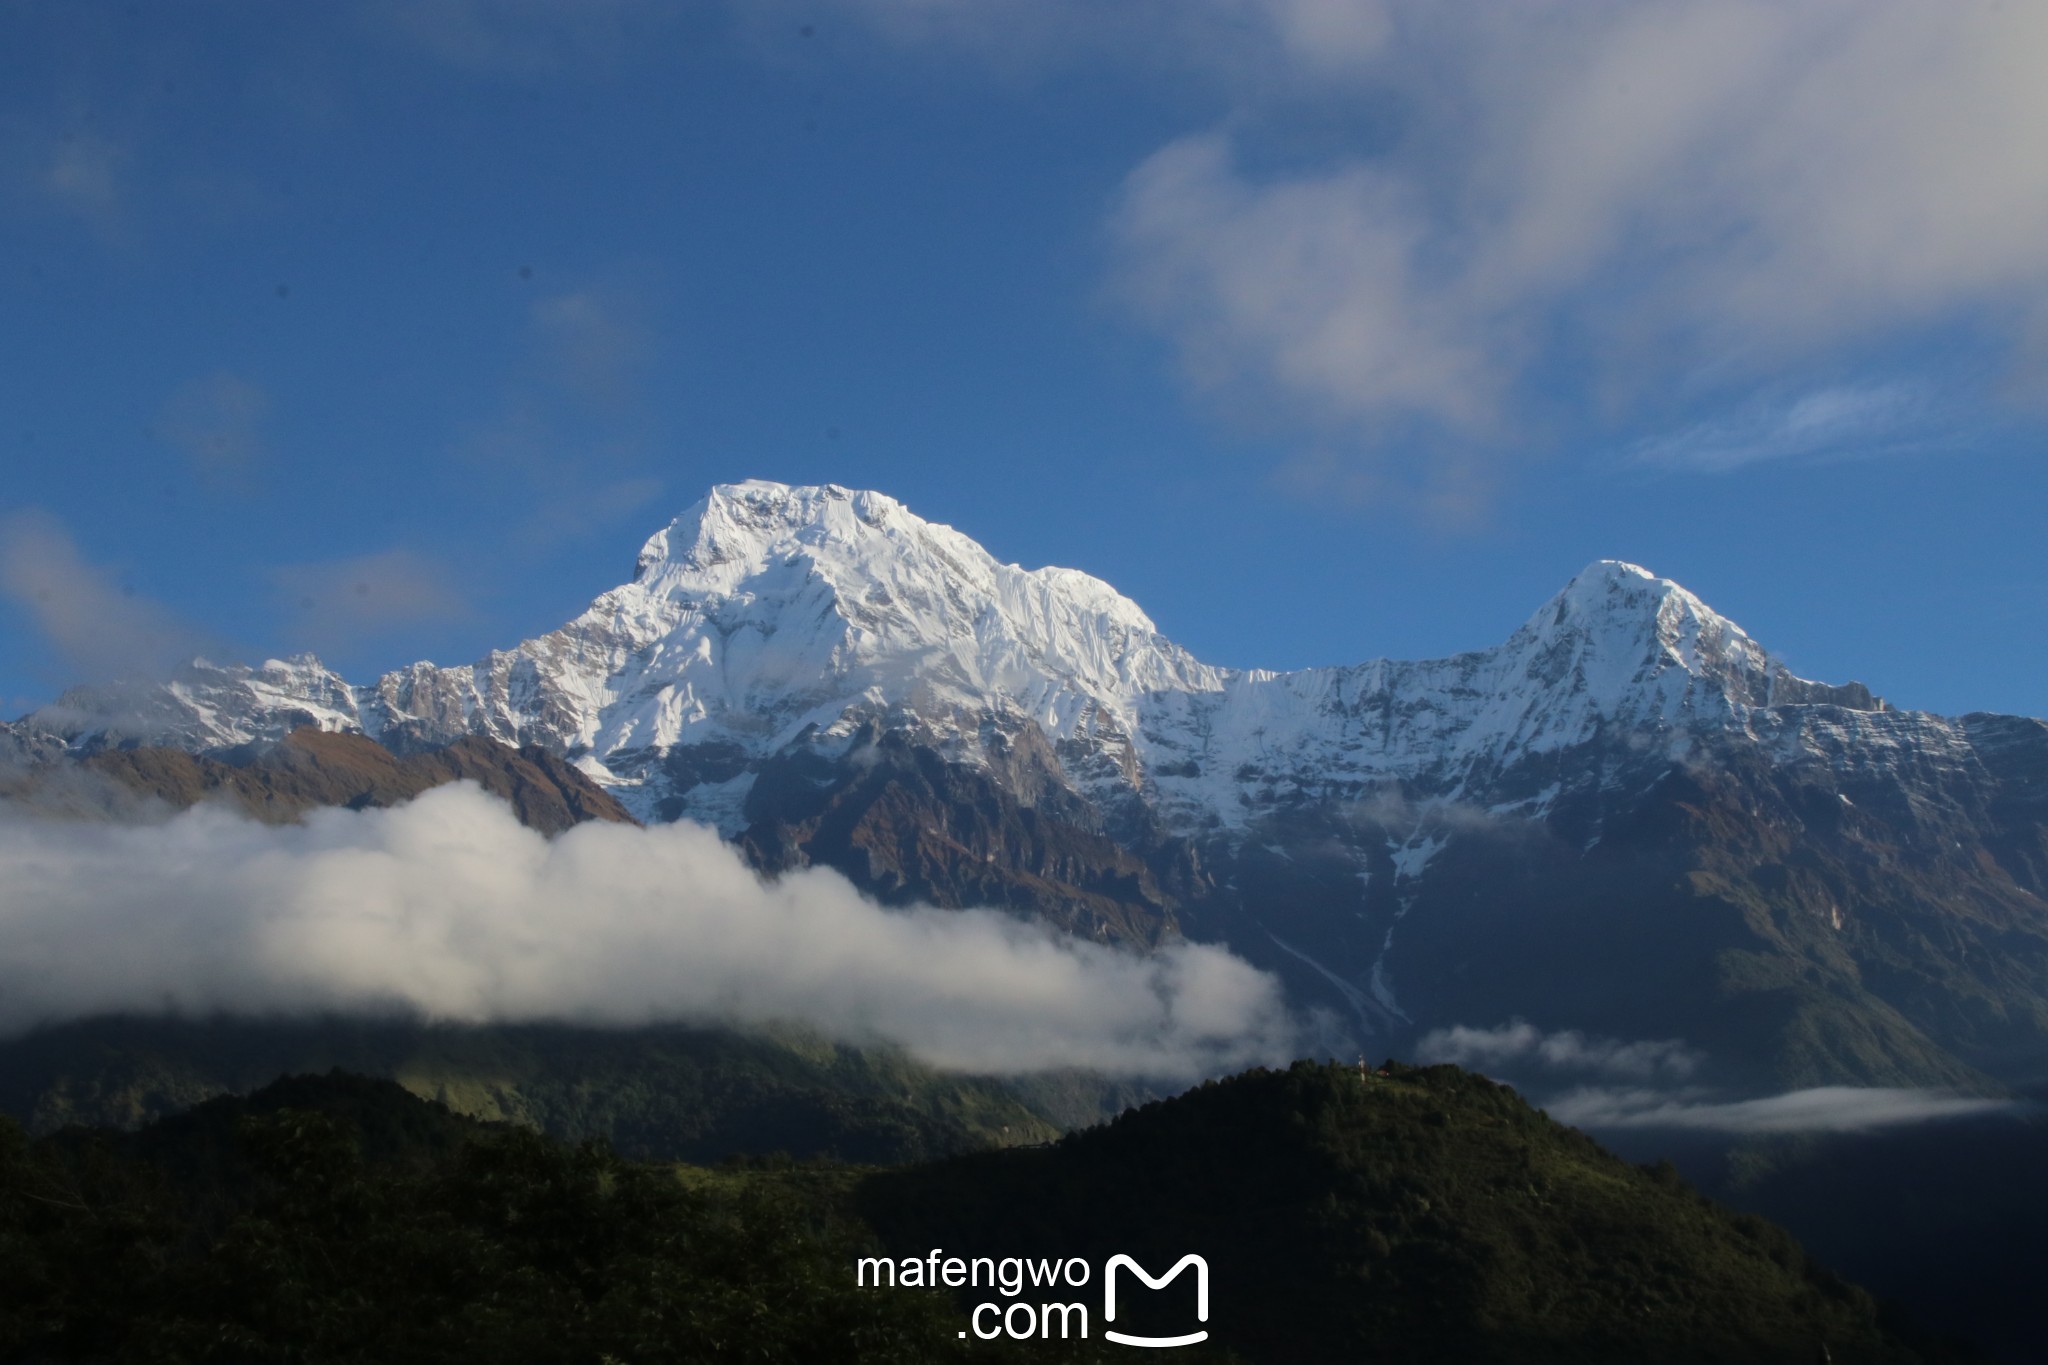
[1102,1253,1209,1348]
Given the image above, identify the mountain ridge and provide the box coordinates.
[28,481,1896,833]
[18,481,2048,1092]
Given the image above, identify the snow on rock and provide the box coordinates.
[28,483,1915,836]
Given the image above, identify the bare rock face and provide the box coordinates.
[45,728,637,835]
[737,726,1200,949]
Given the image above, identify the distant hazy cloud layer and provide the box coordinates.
[1419,1020,2018,1134]
[1417,1019,1702,1081]
[1547,1085,2018,1135]
[0,784,1296,1078]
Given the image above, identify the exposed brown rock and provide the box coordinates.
[74,728,635,834]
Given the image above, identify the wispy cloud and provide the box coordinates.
[1547,1084,2018,1135]
[1418,1019,1701,1082]
[1628,383,1952,474]
[152,371,272,480]
[0,783,1299,1079]
[451,277,667,540]
[0,511,210,685]
[41,131,127,236]
[270,548,473,656]
[529,288,653,414]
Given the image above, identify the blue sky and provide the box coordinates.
[3,0,2045,720]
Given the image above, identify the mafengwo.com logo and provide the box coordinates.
[857,1250,1210,1346]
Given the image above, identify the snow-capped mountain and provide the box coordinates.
[35,480,1884,831]
[30,482,2048,1092]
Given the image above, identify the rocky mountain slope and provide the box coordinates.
[3,725,634,834]
[24,481,2048,1090]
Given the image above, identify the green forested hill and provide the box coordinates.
[862,1060,1968,1364]
[2,1074,1024,1364]
[0,1065,1971,1364]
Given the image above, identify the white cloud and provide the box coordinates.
[1417,1019,1701,1081]
[1547,1084,2017,1135]
[0,783,1299,1079]
[1112,134,1499,438]
[826,0,2048,494]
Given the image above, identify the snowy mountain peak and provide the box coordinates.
[619,480,1190,695]
[29,485,1895,831]
[1531,560,1766,682]
[635,482,906,584]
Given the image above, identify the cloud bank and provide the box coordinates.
[0,783,1296,1079]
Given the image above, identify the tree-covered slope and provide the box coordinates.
[2,1075,1029,1364]
[860,1060,1965,1364]
[0,1065,1974,1363]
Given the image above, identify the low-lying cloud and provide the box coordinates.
[0,783,1296,1079]
[1547,1085,2018,1135]
[1418,1019,1701,1081]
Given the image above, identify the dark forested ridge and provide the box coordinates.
[0,1065,1975,1364]
[0,1016,1064,1165]
[864,1060,1971,1364]
[1,1073,1023,1364]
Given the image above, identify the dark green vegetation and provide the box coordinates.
[0,1073,1045,1364]
[0,1017,1063,1164]
[1,1064,1967,1364]
[865,1061,1965,1364]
